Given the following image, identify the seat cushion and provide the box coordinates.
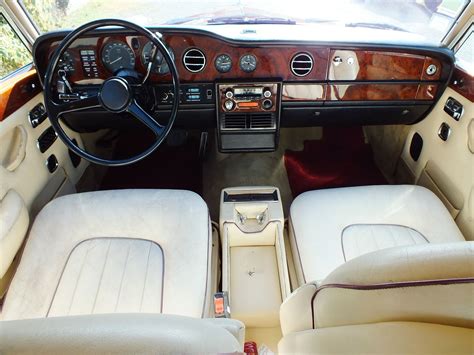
[0,314,244,354]
[289,185,465,284]
[278,321,474,355]
[1,189,211,320]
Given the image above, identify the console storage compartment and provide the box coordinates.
[219,187,290,329]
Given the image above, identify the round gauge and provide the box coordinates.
[240,54,257,73]
[141,42,175,74]
[101,41,136,73]
[215,54,232,73]
[58,50,75,73]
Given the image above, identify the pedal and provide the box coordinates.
[198,131,208,160]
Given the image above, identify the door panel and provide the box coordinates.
[0,68,88,295]
[401,72,473,240]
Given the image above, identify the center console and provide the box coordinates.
[219,186,290,329]
[216,82,281,152]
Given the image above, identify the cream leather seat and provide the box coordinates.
[1,189,213,320]
[0,314,244,354]
[289,185,466,285]
[279,242,474,354]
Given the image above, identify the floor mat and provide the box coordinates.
[284,126,386,197]
[100,132,202,194]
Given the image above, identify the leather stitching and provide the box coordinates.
[47,237,165,317]
[310,277,474,329]
[340,223,430,262]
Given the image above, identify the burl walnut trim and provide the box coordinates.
[0,68,41,121]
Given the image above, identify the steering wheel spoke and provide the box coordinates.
[53,94,101,117]
[128,100,164,136]
[43,19,179,166]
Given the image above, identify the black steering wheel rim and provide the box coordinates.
[43,19,180,166]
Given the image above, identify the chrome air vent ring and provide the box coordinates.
[183,48,206,72]
[290,52,313,77]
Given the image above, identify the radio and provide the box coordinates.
[217,83,279,113]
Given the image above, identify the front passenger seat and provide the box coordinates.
[1,189,213,320]
[279,242,474,354]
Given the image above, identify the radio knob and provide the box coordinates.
[224,99,235,111]
[225,90,233,98]
[263,89,272,98]
[262,99,273,110]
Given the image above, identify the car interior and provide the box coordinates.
[0,0,473,353]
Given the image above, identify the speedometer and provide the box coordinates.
[101,41,136,73]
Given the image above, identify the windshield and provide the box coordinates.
[21,0,468,44]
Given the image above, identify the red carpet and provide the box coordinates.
[284,127,386,197]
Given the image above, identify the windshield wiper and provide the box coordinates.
[345,22,408,32]
[207,16,296,25]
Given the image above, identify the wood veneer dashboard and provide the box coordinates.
[33,28,455,128]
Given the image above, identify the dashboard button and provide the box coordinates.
[224,100,235,111]
[262,99,273,110]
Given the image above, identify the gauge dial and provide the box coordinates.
[101,41,136,73]
[58,51,75,74]
[215,54,232,73]
[239,54,257,73]
[141,42,175,74]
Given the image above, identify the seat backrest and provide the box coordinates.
[0,313,244,354]
[280,242,474,344]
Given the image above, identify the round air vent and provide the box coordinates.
[183,48,206,73]
[290,52,313,77]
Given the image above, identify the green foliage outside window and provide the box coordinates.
[0,15,31,79]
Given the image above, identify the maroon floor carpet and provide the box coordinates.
[284,126,386,197]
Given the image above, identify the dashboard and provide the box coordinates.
[33,27,454,151]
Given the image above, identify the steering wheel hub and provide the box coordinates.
[99,77,132,112]
[43,19,180,166]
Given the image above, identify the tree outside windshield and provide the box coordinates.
[21,0,467,44]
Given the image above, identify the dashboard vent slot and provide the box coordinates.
[290,52,313,77]
[222,113,276,130]
[222,114,247,129]
[183,48,206,72]
[250,113,275,129]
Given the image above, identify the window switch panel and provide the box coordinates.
[444,97,463,121]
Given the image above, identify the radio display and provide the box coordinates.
[234,87,263,98]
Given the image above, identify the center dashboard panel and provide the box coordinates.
[33,28,454,152]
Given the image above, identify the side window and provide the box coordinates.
[0,13,32,79]
[455,25,473,74]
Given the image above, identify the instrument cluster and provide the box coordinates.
[57,37,262,79]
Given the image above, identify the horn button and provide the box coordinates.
[99,77,132,112]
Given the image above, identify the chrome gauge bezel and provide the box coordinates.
[101,41,136,73]
[239,54,257,73]
[215,53,232,73]
[141,41,175,74]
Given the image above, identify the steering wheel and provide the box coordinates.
[43,19,180,166]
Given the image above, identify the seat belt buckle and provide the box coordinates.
[214,291,230,318]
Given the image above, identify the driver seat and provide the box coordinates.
[1,189,213,320]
